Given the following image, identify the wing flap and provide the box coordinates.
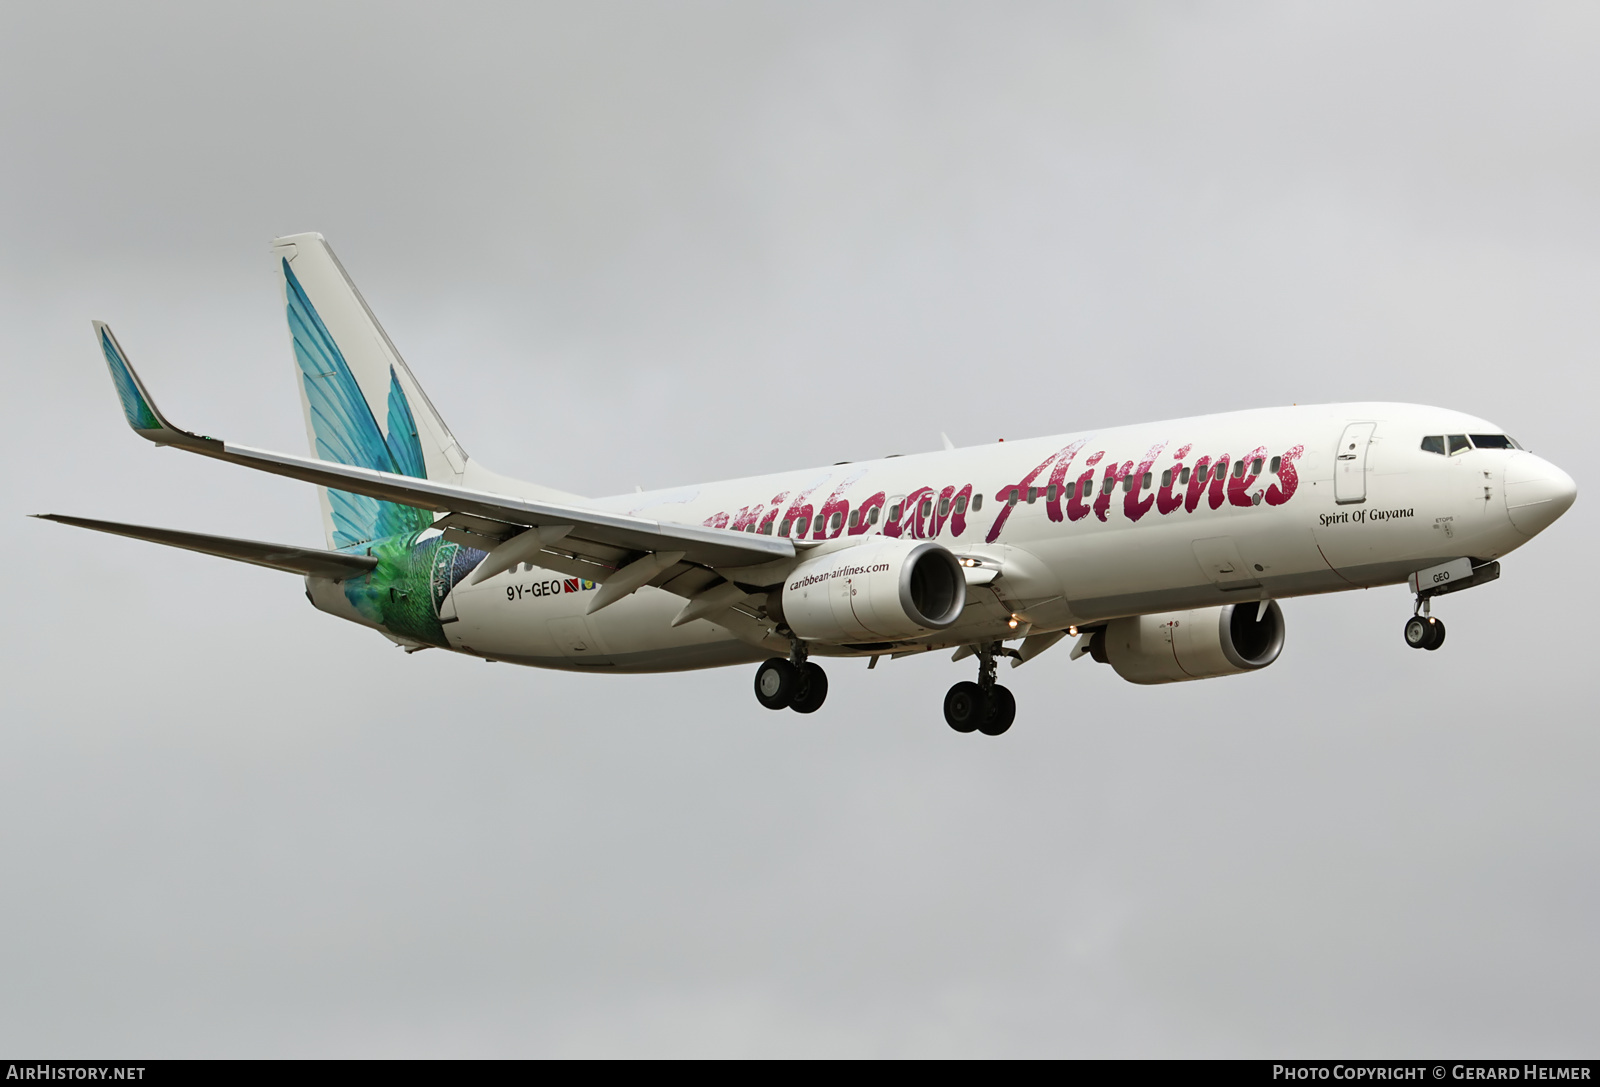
[214,442,790,568]
[33,514,378,581]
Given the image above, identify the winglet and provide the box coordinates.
[92,322,221,451]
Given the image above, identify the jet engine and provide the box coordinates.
[1090,601,1285,684]
[769,538,966,643]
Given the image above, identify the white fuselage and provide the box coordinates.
[417,402,1569,672]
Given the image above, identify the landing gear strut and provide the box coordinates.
[1403,595,1446,651]
[753,638,829,714]
[944,642,1016,736]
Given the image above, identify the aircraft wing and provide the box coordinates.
[33,514,379,580]
[91,322,796,578]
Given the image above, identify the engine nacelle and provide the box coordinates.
[773,538,966,643]
[1093,601,1286,684]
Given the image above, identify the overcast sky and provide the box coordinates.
[2,1,1596,1057]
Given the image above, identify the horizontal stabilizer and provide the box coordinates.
[33,514,378,581]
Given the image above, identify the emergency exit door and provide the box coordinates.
[1334,422,1376,504]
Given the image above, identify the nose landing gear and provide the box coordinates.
[1403,614,1446,651]
[944,642,1016,736]
[1403,589,1447,652]
[1401,559,1500,652]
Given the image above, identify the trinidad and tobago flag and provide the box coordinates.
[563,578,597,593]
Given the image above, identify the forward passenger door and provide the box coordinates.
[1334,422,1377,504]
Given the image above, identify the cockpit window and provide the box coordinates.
[1447,434,1471,455]
[1469,434,1515,449]
[1420,436,1445,455]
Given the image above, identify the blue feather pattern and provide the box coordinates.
[100,328,161,431]
[385,367,426,480]
[283,258,430,548]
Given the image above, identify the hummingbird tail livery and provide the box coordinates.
[271,233,584,548]
[42,235,1579,736]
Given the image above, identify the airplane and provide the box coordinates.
[38,233,1578,736]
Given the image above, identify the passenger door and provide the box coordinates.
[1334,422,1376,504]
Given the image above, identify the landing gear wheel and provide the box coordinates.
[978,685,1016,736]
[754,658,797,710]
[1424,618,1446,651]
[1403,616,1432,650]
[790,662,829,714]
[943,681,985,733]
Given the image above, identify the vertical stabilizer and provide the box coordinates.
[273,233,583,548]
[275,233,468,549]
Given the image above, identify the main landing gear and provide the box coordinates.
[754,642,829,714]
[944,642,1016,737]
[1403,596,1446,651]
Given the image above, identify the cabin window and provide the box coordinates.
[1046,484,1057,503]
[760,521,773,535]
[920,499,933,517]
[745,523,755,533]
[796,515,811,535]
[971,494,982,512]
[1447,434,1471,455]
[848,510,859,529]
[1102,476,1115,496]
[830,512,843,532]
[1470,434,1515,449]
[1179,467,1191,485]
[1195,465,1208,484]
[1270,456,1281,474]
[938,497,950,516]
[1122,475,1134,493]
[887,504,900,522]
[780,518,792,535]
[1142,471,1153,488]
[1027,487,1038,504]
[1233,459,1246,478]
[955,495,968,514]
[1160,469,1172,488]
[868,506,880,524]
[1251,459,1263,475]
[1006,489,1018,506]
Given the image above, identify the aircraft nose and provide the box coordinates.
[1504,452,1578,537]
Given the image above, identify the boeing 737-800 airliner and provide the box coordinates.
[39,234,1578,735]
